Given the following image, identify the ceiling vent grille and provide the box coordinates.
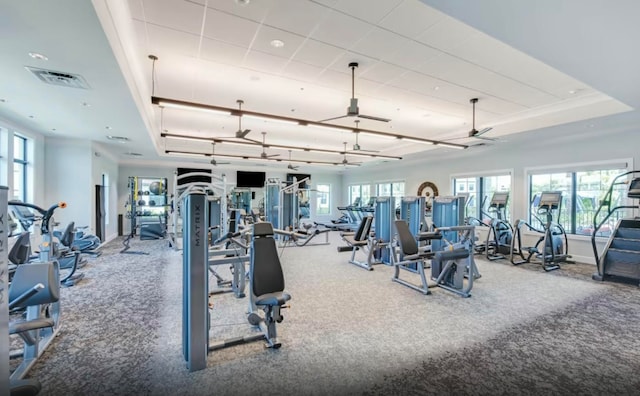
[25,66,90,89]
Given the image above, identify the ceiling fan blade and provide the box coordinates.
[267,153,280,158]
[474,135,497,141]
[349,148,380,153]
[236,129,251,139]
[357,114,391,123]
[318,114,349,123]
[474,127,493,137]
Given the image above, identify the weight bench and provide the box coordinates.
[340,216,377,270]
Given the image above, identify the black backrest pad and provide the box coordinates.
[251,237,285,297]
[354,216,373,241]
[9,232,31,265]
[253,222,274,237]
[9,262,60,307]
[60,222,75,247]
[395,220,419,255]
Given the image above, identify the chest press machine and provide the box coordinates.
[182,192,291,372]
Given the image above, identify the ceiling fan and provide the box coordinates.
[348,120,379,153]
[445,98,495,142]
[320,62,391,123]
[287,150,300,170]
[259,132,280,159]
[340,142,362,167]
[209,142,230,166]
[221,99,252,139]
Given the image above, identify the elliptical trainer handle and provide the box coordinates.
[42,202,67,235]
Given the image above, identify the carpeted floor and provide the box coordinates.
[17,231,640,395]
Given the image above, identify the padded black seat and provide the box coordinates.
[342,216,372,247]
[9,232,32,265]
[9,262,60,309]
[251,223,291,307]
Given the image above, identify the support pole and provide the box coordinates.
[182,192,209,372]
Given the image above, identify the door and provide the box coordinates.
[95,185,106,242]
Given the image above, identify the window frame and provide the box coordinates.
[13,134,28,202]
[315,183,331,215]
[452,170,513,221]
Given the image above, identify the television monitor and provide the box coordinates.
[177,168,211,186]
[286,173,311,188]
[236,171,266,188]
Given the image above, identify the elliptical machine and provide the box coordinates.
[510,191,572,271]
[484,192,513,261]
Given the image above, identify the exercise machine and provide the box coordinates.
[340,216,376,270]
[592,171,640,284]
[393,220,479,297]
[484,192,513,261]
[182,192,291,372]
[510,191,572,271]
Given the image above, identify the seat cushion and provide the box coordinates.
[255,292,291,307]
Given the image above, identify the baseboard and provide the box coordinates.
[104,233,118,244]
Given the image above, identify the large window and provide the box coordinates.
[316,184,330,215]
[376,181,405,206]
[529,167,627,236]
[453,174,511,220]
[348,184,372,206]
[13,135,27,201]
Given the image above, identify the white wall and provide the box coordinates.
[92,142,120,241]
[44,138,93,230]
[343,123,640,264]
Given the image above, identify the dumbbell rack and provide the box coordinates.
[127,176,169,236]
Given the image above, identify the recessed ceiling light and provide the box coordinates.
[81,102,91,107]
[105,126,112,130]
[107,135,129,143]
[235,0,250,6]
[433,86,440,91]
[270,39,285,48]
[28,52,48,61]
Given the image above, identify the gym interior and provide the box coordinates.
[2,1,640,395]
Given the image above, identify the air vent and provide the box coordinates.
[124,152,143,157]
[25,66,90,89]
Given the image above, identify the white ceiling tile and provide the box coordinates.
[315,68,352,92]
[128,0,144,20]
[203,8,260,47]
[199,38,247,66]
[251,25,307,58]
[330,0,403,24]
[281,61,325,82]
[198,0,275,23]
[262,0,331,37]
[350,27,407,61]
[242,50,289,75]
[384,39,442,71]
[378,0,444,38]
[144,24,200,58]
[292,39,345,68]
[360,61,408,84]
[328,52,377,74]
[140,0,205,35]
[311,10,373,49]
[416,16,478,52]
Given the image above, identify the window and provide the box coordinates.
[529,167,627,236]
[376,181,404,207]
[13,135,27,201]
[316,184,330,215]
[348,184,372,206]
[453,174,511,220]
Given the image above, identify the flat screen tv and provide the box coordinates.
[236,171,266,188]
[177,168,211,186]
[287,173,311,188]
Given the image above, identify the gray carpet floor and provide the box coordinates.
[16,231,640,395]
